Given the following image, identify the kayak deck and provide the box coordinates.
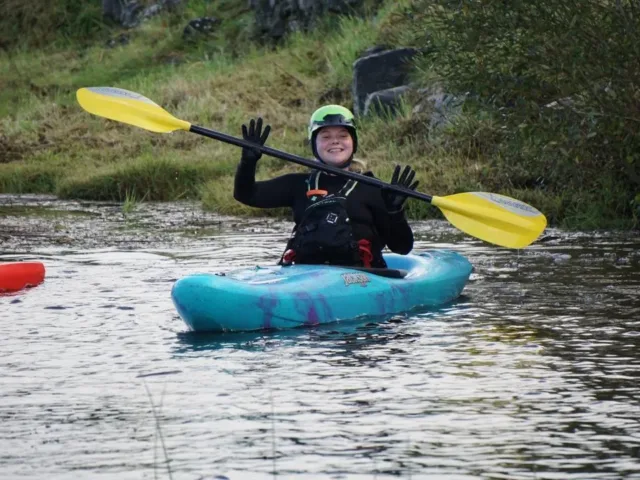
[171,250,472,333]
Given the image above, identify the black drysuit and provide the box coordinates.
[233,160,414,267]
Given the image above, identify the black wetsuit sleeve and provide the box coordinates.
[382,210,414,254]
[370,182,414,254]
[233,159,297,208]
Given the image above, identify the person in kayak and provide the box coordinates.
[233,104,419,268]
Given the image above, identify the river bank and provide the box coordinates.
[1,0,638,230]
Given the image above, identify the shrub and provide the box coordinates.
[384,0,640,226]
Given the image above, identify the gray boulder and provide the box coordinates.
[102,0,181,28]
[363,85,412,117]
[357,44,392,59]
[102,0,143,28]
[250,0,376,41]
[352,47,418,116]
[413,86,465,129]
[364,84,464,128]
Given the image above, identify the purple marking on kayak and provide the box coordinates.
[391,283,411,305]
[373,291,391,314]
[257,292,279,330]
[305,304,320,326]
[290,292,333,326]
[169,252,473,332]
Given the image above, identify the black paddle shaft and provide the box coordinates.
[190,124,433,203]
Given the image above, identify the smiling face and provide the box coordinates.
[315,126,354,168]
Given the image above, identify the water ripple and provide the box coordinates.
[1,198,639,479]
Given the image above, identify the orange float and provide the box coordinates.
[0,262,46,293]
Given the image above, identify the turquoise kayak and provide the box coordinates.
[171,250,472,333]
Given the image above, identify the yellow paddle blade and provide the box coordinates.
[432,192,547,248]
[76,87,191,133]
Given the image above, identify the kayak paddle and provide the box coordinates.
[76,86,547,248]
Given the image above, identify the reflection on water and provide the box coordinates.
[1,196,640,479]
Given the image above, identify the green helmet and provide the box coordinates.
[308,105,358,159]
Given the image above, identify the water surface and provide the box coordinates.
[1,195,639,479]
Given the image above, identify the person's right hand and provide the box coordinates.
[241,117,271,163]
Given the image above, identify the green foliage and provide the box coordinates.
[0,0,252,50]
[0,162,60,193]
[55,156,221,201]
[122,188,145,215]
[379,0,640,228]
[0,0,108,49]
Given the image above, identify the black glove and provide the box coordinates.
[241,117,271,163]
[382,165,419,213]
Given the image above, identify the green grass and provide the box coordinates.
[0,0,637,230]
[0,205,94,218]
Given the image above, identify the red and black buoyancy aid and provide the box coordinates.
[280,171,374,267]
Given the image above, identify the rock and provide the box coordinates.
[413,86,465,129]
[362,82,464,125]
[357,44,392,59]
[363,85,412,117]
[183,17,220,41]
[105,33,130,49]
[544,96,575,111]
[251,0,377,41]
[102,0,181,28]
[103,0,130,24]
[139,0,181,24]
[351,47,418,116]
[113,1,141,28]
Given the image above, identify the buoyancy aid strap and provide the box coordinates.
[279,171,362,266]
[307,170,358,199]
[307,189,328,198]
[281,248,296,265]
[357,239,373,268]
[342,178,358,196]
[310,169,321,191]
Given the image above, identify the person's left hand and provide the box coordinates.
[241,117,271,163]
[382,164,419,213]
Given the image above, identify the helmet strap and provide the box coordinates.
[316,155,353,169]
